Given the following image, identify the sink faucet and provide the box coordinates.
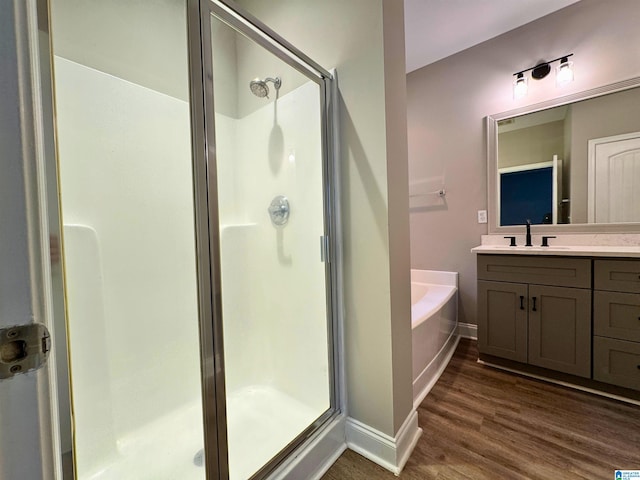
[525,219,532,247]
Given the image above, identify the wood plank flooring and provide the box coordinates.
[322,338,640,479]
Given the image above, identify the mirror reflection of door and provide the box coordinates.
[588,131,640,223]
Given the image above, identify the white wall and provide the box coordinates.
[407,0,640,326]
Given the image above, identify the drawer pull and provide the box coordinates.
[532,296,537,312]
[519,296,525,310]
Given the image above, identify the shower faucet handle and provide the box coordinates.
[268,195,290,226]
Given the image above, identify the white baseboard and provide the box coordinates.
[345,410,422,475]
[413,333,460,409]
[457,322,477,339]
[276,414,347,480]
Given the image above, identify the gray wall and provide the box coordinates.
[498,120,564,169]
[407,0,640,326]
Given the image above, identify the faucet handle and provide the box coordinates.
[504,236,517,247]
[541,236,556,247]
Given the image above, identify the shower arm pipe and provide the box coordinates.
[212,0,332,82]
[264,77,281,88]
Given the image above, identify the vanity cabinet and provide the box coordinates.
[477,281,527,362]
[477,255,592,378]
[593,259,640,390]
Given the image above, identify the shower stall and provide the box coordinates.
[35,0,342,478]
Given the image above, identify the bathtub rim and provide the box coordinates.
[410,268,458,289]
[411,283,457,329]
[410,269,458,329]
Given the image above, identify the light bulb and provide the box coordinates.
[556,58,574,86]
[513,73,527,99]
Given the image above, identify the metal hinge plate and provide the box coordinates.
[0,324,50,380]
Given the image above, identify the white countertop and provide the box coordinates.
[471,244,640,257]
[472,234,640,257]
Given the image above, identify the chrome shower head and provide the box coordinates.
[249,79,269,98]
[249,77,281,98]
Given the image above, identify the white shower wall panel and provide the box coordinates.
[219,81,330,414]
[54,57,203,439]
[214,114,241,222]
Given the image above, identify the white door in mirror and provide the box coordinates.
[588,132,640,223]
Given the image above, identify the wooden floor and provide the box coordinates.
[322,338,640,479]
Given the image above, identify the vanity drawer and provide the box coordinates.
[477,255,591,288]
[595,259,640,293]
[593,336,640,391]
[594,291,640,342]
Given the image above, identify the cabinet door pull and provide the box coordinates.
[519,295,525,310]
[531,296,537,312]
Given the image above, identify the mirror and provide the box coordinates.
[488,77,640,233]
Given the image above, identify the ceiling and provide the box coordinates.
[404,0,581,73]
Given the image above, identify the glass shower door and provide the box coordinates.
[208,7,335,480]
[50,1,207,478]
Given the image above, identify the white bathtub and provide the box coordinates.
[411,269,459,408]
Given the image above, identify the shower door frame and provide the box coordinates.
[0,0,341,478]
[187,1,343,479]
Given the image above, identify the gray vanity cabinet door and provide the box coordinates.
[594,291,640,343]
[593,337,640,391]
[478,280,528,362]
[528,285,592,378]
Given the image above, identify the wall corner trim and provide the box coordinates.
[458,322,478,340]
[345,410,422,475]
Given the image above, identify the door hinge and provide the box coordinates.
[0,324,51,380]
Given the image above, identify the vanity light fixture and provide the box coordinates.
[513,72,528,99]
[513,54,574,98]
[556,56,574,86]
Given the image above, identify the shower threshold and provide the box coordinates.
[226,384,324,480]
[74,385,322,480]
